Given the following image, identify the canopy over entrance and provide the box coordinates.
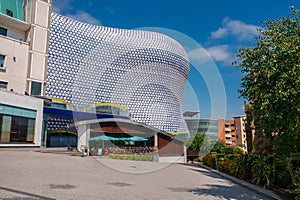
[89,135,148,141]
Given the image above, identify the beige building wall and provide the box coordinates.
[0,0,52,96]
[234,116,247,153]
[26,0,52,96]
[0,90,44,147]
[0,36,29,93]
[0,0,52,147]
[0,13,30,94]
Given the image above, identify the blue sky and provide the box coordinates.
[52,0,299,119]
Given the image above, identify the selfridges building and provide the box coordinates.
[46,13,190,133]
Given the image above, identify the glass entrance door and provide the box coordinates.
[10,116,28,143]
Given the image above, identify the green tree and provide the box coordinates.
[211,140,226,153]
[234,6,300,154]
[186,133,225,155]
[186,133,205,152]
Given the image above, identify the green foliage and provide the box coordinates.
[287,155,300,199]
[210,152,217,157]
[109,153,153,162]
[203,154,216,169]
[211,141,226,153]
[222,147,234,154]
[233,7,300,153]
[251,155,272,188]
[203,152,297,192]
[186,133,205,152]
[193,157,203,163]
[186,133,224,156]
[233,146,245,155]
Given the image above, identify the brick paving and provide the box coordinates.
[0,149,272,200]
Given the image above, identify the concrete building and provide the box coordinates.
[0,90,44,146]
[218,119,237,147]
[0,0,51,95]
[234,115,247,153]
[0,0,51,147]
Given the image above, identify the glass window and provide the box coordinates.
[0,114,35,143]
[96,106,112,114]
[0,81,8,89]
[112,106,120,115]
[0,55,5,68]
[0,27,7,37]
[30,81,42,96]
[6,9,13,17]
[51,102,67,109]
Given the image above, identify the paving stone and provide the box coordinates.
[0,150,273,200]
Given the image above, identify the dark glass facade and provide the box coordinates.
[185,118,219,137]
[0,104,36,143]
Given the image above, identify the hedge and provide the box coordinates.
[202,152,300,198]
[109,153,153,162]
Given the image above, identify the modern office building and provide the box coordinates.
[186,117,246,148]
[185,118,219,138]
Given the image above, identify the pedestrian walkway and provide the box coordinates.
[0,149,279,199]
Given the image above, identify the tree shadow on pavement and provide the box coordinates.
[187,184,266,200]
[178,164,269,200]
[187,167,225,180]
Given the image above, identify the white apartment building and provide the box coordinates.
[0,0,51,146]
[0,0,51,95]
[234,116,248,153]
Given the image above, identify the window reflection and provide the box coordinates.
[0,114,35,143]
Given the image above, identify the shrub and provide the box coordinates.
[233,146,244,155]
[193,157,203,163]
[287,155,300,199]
[109,153,153,162]
[223,147,234,155]
[203,154,216,169]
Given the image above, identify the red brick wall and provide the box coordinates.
[157,133,184,155]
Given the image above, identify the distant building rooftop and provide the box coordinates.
[183,111,200,117]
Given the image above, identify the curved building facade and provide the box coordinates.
[46,13,190,133]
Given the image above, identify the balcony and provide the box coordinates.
[225,122,231,126]
[0,13,30,32]
[225,127,231,132]
[225,134,231,138]
[226,140,233,145]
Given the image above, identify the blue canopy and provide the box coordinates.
[129,136,148,141]
[89,135,120,141]
[89,135,148,141]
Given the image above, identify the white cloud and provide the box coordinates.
[188,45,233,64]
[210,28,228,39]
[52,0,101,25]
[67,11,101,25]
[210,17,260,41]
[52,0,73,14]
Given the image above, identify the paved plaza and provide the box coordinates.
[0,149,276,200]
